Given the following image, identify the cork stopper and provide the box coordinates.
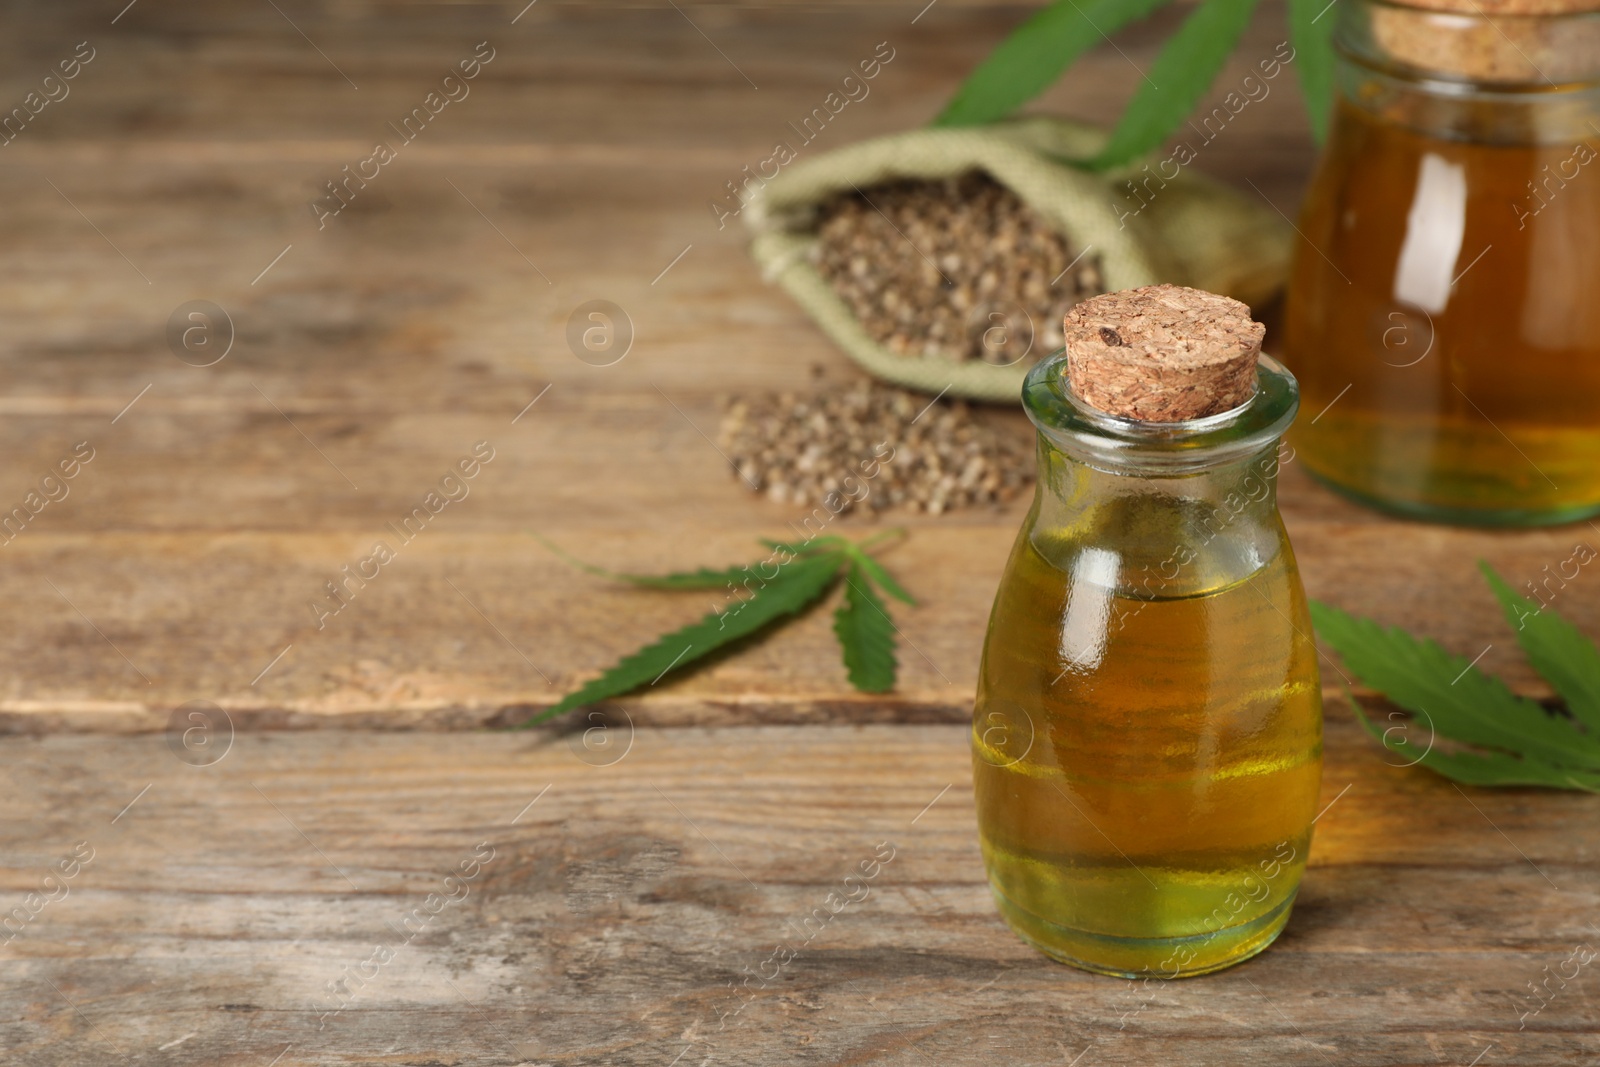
[1386,0,1600,14]
[1063,285,1263,423]
[1367,1,1600,83]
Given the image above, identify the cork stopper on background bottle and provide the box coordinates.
[1369,0,1600,84]
[1388,0,1600,12]
[1063,285,1264,423]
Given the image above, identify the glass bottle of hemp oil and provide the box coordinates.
[973,285,1323,978]
[1286,0,1600,524]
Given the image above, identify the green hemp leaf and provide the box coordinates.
[1287,0,1339,143]
[1311,564,1600,792]
[1085,0,1264,171]
[931,0,1177,129]
[933,0,1336,148]
[526,531,915,725]
[834,562,898,693]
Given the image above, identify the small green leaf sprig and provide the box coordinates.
[1312,563,1600,792]
[527,531,914,726]
[933,0,1339,167]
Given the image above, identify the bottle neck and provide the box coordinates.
[1337,0,1600,143]
[1019,349,1300,597]
[1028,436,1292,600]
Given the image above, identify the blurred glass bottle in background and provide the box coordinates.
[1286,0,1600,524]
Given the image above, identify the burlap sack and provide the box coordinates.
[744,117,1291,402]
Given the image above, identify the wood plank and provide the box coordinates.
[3,713,1597,1064]
[2,437,1593,729]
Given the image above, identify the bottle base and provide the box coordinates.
[1303,468,1600,529]
[990,884,1297,979]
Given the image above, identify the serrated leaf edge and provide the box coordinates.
[524,552,845,726]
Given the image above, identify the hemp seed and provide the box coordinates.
[718,380,1033,516]
[814,172,1104,364]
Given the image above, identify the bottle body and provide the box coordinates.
[973,358,1323,978]
[1285,2,1600,524]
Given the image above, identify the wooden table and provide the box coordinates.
[3,2,1596,1064]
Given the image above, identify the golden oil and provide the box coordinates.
[974,531,1322,977]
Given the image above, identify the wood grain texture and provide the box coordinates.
[5,6,1596,1064]
[3,714,1598,1065]
[0,1,1594,729]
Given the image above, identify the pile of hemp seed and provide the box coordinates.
[814,172,1104,363]
[718,380,1033,516]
